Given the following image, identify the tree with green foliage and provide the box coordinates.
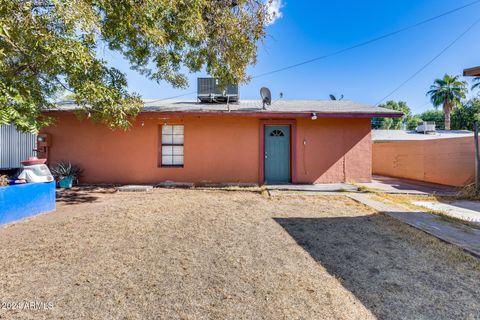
[416,109,445,129]
[411,99,480,131]
[426,74,467,130]
[451,98,480,131]
[406,116,423,130]
[473,77,480,91]
[372,100,410,129]
[0,0,269,132]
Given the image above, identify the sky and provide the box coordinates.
[101,0,480,115]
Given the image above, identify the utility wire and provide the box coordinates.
[413,101,433,113]
[154,0,480,101]
[375,17,480,106]
[147,91,197,103]
[251,0,480,79]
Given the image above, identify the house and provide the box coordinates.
[372,129,474,187]
[463,66,480,77]
[39,96,402,185]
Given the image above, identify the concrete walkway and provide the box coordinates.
[357,175,458,196]
[266,183,358,193]
[267,175,458,195]
[347,193,480,258]
[413,201,480,225]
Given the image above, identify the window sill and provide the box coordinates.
[159,165,184,168]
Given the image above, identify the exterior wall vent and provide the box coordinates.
[197,78,239,103]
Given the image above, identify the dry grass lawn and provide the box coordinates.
[0,188,479,319]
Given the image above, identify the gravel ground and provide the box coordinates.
[0,188,478,319]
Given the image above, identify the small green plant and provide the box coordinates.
[357,186,370,193]
[51,162,83,181]
[0,175,9,187]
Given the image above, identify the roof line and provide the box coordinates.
[464,66,480,76]
[46,110,403,119]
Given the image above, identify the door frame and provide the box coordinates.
[259,119,297,184]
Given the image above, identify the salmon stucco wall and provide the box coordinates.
[295,118,372,183]
[372,137,475,187]
[41,113,372,185]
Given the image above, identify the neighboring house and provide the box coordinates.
[463,66,480,77]
[372,130,474,187]
[0,124,37,170]
[40,98,401,185]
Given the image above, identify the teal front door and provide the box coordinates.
[264,125,291,183]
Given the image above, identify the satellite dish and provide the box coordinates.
[329,94,344,101]
[260,87,272,109]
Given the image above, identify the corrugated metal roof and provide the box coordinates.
[54,99,403,117]
[373,129,474,142]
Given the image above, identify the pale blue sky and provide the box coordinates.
[101,0,480,114]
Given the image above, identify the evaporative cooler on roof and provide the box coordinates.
[197,78,239,103]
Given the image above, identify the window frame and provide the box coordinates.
[270,129,285,137]
[159,124,184,168]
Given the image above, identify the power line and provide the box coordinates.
[154,0,480,101]
[375,17,480,106]
[251,0,480,79]
[149,91,197,103]
[414,101,433,112]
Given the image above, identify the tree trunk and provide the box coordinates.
[444,101,451,131]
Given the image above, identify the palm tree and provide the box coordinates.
[473,77,480,91]
[427,74,467,130]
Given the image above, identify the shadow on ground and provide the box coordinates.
[56,186,116,205]
[274,215,480,320]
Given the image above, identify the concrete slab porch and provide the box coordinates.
[266,183,358,193]
[267,175,459,196]
[357,175,458,196]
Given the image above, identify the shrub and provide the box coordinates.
[406,116,423,130]
[51,162,83,181]
[0,175,8,187]
[417,109,444,130]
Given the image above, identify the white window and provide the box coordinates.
[161,125,184,166]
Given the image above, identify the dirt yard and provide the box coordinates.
[0,188,479,319]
